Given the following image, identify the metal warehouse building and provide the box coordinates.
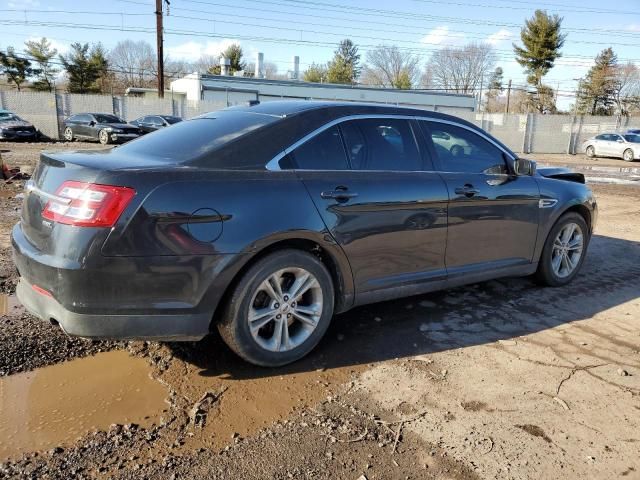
[168,73,476,113]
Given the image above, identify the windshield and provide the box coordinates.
[94,114,124,124]
[624,134,640,143]
[0,112,22,123]
[164,116,182,124]
[116,111,278,163]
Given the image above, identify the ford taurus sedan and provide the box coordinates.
[63,113,141,145]
[583,132,640,162]
[12,101,597,366]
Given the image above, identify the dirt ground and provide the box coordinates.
[0,141,639,479]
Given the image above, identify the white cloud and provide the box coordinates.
[8,0,39,7]
[486,29,513,46]
[165,39,241,62]
[420,25,463,45]
[624,24,640,32]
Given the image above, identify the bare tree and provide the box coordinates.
[109,40,155,89]
[614,63,640,115]
[427,42,496,94]
[193,54,218,74]
[361,46,420,89]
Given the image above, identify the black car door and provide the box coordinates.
[287,117,449,303]
[420,120,540,279]
[73,114,93,138]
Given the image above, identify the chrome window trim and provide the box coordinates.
[265,114,516,172]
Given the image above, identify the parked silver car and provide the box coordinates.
[583,133,640,162]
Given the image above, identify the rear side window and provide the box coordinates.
[290,126,349,170]
[340,119,422,171]
[117,111,277,163]
[423,122,508,175]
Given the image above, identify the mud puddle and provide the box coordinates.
[0,350,168,461]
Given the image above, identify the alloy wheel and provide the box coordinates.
[623,149,634,162]
[551,222,584,279]
[248,267,323,352]
[64,128,73,141]
[99,130,109,145]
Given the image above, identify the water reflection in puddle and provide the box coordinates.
[0,350,168,460]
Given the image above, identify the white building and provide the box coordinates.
[169,73,476,113]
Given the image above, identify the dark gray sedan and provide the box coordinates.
[12,101,597,366]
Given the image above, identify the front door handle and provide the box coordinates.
[454,184,480,197]
[320,186,358,201]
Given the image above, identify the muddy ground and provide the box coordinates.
[0,141,639,479]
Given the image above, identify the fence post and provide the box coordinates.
[54,93,62,140]
[521,113,531,154]
[0,91,5,109]
[567,115,576,154]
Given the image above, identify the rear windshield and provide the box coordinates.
[95,114,124,123]
[0,112,21,122]
[116,111,278,163]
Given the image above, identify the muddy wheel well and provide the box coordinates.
[563,204,591,232]
[208,239,347,331]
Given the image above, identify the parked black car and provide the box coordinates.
[129,115,182,134]
[627,129,640,135]
[0,109,39,141]
[13,101,597,366]
[63,113,141,145]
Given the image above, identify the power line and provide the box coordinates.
[408,0,640,16]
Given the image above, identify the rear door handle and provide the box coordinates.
[320,186,358,201]
[454,184,480,197]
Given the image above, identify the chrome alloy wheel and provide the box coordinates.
[551,222,584,278]
[248,267,323,352]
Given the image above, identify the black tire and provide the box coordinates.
[623,148,635,162]
[585,145,595,158]
[536,212,589,287]
[98,129,111,145]
[217,249,335,367]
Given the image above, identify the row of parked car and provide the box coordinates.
[0,109,182,145]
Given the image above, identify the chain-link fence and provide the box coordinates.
[1,90,640,151]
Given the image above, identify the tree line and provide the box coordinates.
[1,9,639,115]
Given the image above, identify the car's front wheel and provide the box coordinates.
[218,249,335,366]
[63,127,74,142]
[536,212,589,287]
[623,148,635,162]
[98,129,111,145]
[585,145,596,158]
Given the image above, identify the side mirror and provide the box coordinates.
[617,139,624,143]
[514,158,536,176]
[89,120,95,126]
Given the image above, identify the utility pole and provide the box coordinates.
[505,79,512,114]
[155,0,168,98]
[477,72,484,112]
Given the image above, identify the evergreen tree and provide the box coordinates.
[577,48,619,115]
[60,43,108,93]
[208,44,246,75]
[326,39,360,84]
[302,63,328,83]
[513,10,566,112]
[0,46,34,91]
[24,37,59,92]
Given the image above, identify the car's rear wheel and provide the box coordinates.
[218,249,334,366]
[536,212,589,287]
[585,145,595,158]
[64,127,74,142]
[98,129,111,145]
[623,148,635,162]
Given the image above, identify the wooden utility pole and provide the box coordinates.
[155,0,166,98]
[505,79,512,114]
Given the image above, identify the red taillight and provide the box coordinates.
[42,181,135,227]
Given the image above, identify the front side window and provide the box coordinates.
[94,114,123,124]
[340,118,422,171]
[423,122,508,175]
[289,125,349,170]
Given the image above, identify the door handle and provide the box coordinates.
[320,186,358,201]
[454,184,480,197]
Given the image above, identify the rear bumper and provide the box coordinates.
[16,278,210,341]
[11,222,237,341]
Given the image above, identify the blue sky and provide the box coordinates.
[1,0,639,109]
